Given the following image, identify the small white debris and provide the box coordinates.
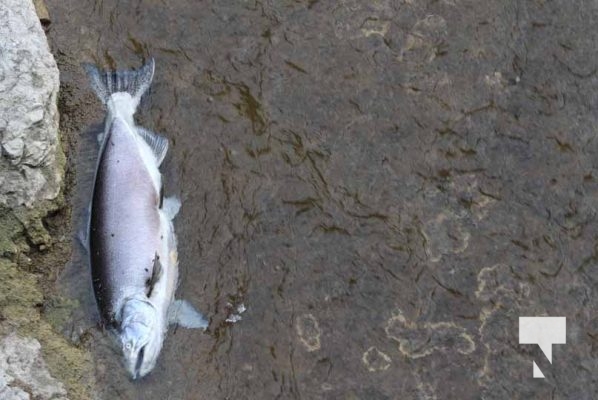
[225,302,246,324]
[225,314,242,323]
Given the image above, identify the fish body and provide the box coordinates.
[84,60,207,379]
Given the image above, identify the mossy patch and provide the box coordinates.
[0,258,43,307]
[0,205,24,257]
[43,295,80,332]
[24,320,95,400]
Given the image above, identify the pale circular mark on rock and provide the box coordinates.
[475,263,530,302]
[296,314,321,352]
[416,379,438,400]
[385,310,475,358]
[422,212,470,262]
[413,15,448,38]
[361,20,390,38]
[362,346,392,372]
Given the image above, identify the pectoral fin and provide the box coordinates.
[146,253,162,297]
[168,300,209,329]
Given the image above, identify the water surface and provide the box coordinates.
[47,1,598,398]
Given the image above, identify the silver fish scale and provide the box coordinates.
[90,118,161,325]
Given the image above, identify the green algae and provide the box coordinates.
[43,295,80,333]
[0,205,25,257]
[26,320,95,400]
[0,258,43,310]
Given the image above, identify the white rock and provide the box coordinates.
[2,138,25,162]
[0,0,62,207]
[0,333,69,400]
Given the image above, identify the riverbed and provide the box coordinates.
[46,1,598,399]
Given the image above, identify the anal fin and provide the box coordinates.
[168,300,208,330]
[162,196,181,220]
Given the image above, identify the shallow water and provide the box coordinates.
[47,1,598,399]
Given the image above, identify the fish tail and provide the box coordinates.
[82,58,155,106]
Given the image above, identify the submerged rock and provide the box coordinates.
[0,0,61,208]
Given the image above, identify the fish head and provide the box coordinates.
[119,297,164,379]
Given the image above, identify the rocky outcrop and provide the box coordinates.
[0,1,93,399]
[0,334,68,400]
[0,0,62,208]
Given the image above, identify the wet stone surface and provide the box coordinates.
[47,0,597,399]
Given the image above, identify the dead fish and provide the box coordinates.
[83,59,208,379]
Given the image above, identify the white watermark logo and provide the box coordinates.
[519,317,566,378]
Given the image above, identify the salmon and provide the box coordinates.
[84,59,207,379]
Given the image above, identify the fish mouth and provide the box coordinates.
[134,345,146,379]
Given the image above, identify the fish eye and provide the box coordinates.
[125,342,132,351]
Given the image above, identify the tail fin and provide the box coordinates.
[82,58,155,106]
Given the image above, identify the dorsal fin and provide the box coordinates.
[146,253,163,297]
[137,127,168,165]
